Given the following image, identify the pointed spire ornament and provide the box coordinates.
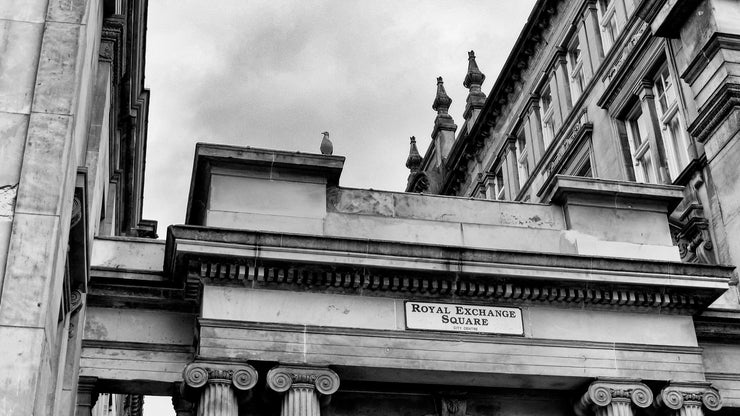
[463,50,486,89]
[406,136,422,173]
[320,131,333,155]
[432,76,452,114]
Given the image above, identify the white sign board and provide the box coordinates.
[404,301,523,335]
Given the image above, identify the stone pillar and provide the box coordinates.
[554,48,573,118]
[182,363,258,416]
[574,379,653,416]
[74,376,98,416]
[266,366,340,416]
[657,383,722,416]
[636,80,671,184]
[504,137,520,198]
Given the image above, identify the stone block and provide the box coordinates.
[84,307,194,345]
[323,212,464,246]
[13,113,74,216]
[0,0,48,22]
[31,22,83,115]
[47,0,91,24]
[0,112,29,185]
[0,20,43,113]
[90,237,165,272]
[0,213,60,327]
[208,173,327,220]
[0,325,46,416]
[201,287,398,331]
[528,307,698,346]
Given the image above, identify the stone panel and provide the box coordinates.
[201,287,399,331]
[31,21,84,115]
[0,0,48,22]
[13,112,74,216]
[0,112,29,184]
[84,307,194,345]
[0,325,47,416]
[47,0,91,24]
[0,213,60,327]
[79,347,192,385]
[0,19,44,113]
[90,237,165,272]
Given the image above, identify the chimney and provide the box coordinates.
[431,77,458,167]
[463,50,486,128]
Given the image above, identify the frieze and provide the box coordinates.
[543,113,591,179]
[602,21,649,85]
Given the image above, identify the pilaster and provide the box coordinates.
[575,379,653,416]
[657,383,722,416]
[182,363,258,416]
[74,376,98,416]
[266,366,340,416]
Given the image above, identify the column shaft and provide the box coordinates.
[282,385,321,416]
[197,382,238,416]
[594,399,633,416]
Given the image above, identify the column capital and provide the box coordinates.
[183,362,258,392]
[575,379,653,416]
[266,366,340,396]
[657,382,722,413]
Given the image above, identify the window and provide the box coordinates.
[494,167,506,200]
[620,64,690,184]
[567,36,585,102]
[597,0,620,53]
[624,106,656,183]
[653,65,689,179]
[516,131,530,184]
[540,85,555,148]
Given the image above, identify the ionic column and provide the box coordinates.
[266,366,340,416]
[182,363,258,416]
[657,383,722,416]
[574,379,653,416]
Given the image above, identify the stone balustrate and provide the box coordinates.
[575,379,653,416]
[182,363,258,416]
[657,383,722,416]
[266,366,340,416]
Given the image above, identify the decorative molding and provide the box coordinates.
[189,258,713,312]
[657,383,722,414]
[575,379,652,416]
[266,366,340,396]
[183,363,258,391]
[688,82,740,144]
[682,33,740,85]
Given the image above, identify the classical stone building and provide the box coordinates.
[1,1,740,416]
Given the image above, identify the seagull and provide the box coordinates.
[320,131,333,155]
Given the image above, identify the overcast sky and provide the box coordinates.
[141,1,534,413]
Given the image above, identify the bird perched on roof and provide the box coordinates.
[320,131,333,155]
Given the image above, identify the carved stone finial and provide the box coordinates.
[574,379,652,416]
[266,366,340,396]
[463,50,486,89]
[432,77,452,114]
[406,136,422,173]
[320,131,333,155]
[657,383,722,415]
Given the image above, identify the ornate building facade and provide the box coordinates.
[1,0,739,416]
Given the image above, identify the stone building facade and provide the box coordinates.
[1,0,740,416]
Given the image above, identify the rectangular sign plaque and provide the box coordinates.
[404,301,523,335]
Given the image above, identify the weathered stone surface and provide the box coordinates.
[31,22,84,115]
[0,325,46,416]
[47,0,90,24]
[90,236,165,272]
[0,19,44,113]
[0,213,60,327]
[0,112,29,185]
[0,0,48,22]
[84,307,194,345]
[202,287,398,331]
[13,112,74,215]
[198,322,706,388]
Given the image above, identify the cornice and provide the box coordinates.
[687,81,740,144]
[166,226,732,313]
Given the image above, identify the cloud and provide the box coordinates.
[143,0,536,230]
